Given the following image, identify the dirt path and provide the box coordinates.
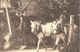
[0,49,59,52]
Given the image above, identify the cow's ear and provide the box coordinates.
[30,20,33,23]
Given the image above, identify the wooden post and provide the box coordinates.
[6,8,12,34]
[68,15,74,45]
[4,0,12,49]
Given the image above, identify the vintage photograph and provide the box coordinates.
[0,0,79,52]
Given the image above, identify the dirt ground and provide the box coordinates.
[1,49,59,52]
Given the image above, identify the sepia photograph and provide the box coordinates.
[0,0,79,52]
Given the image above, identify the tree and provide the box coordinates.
[10,0,19,9]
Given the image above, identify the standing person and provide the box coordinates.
[59,10,67,30]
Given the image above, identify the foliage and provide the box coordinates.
[0,0,78,51]
[10,0,20,9]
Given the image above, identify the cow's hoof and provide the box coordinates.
[53,47,56,50]
[53,46,57,50]
[45,48,47,51]
[36,50,39,52]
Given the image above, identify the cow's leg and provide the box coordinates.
[56,35,62,52]
[53,35,60,49]
[42,40,47,51]
[36,38,42,52]
[62,36,67,52]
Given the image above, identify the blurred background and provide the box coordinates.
[0,0,79,52]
